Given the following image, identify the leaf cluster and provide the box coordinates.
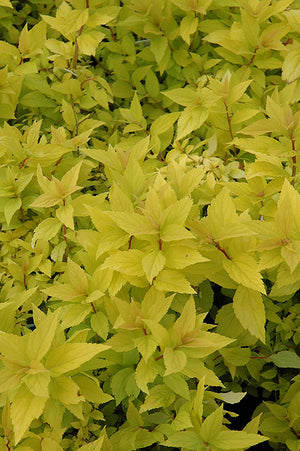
[0,0,299,450]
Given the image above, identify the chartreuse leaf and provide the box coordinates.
[91,312,109,340]
[223,254,266,294]
[185,376,204,435]
[141,287,174,323]
[77,436,104,451]
[173,296,196,340]
[154,269,195,294]
[31,218,61,248]
[49,375,83,405]
[163,347,187,376]
[11,384,47,444]
[140,384,176,413]
[45,343,109,376]
[162,431,201,449]
[27,310,60,361]
[142,250,166,283]
[135,357,159,394]
[134,335,157,362]
[210,431,268,449]
[4,197,21,226]
[218,391,247,404]
[73,374,112,404]
[163,373,190,400]
[233,285,266,343]
[200,405,223,443]
[0,0,12,7]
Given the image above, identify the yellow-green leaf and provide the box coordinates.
[45,343,109,376]
[142,250,166,283]
[11,385,47,444]
[164,347,187,376]
[233,285,265,343]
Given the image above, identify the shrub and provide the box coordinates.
[0,0,299,450]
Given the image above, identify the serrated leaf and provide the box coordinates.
[31,218,61,248]
[4,197,21,225]
[154,269,195,294]
[163,373,190,400]
[210,431,268,449]
[56,204,74,229]
[270,351,300,369]
[135,335,157,362]
[135,357,159,394]
[224,254,266,294]
[233,285,265,343]
[142,250,166,283]
[11,385,46,444]
[91,312,109,340]
[140,384,176,413]
[45,343,108,376]
[163,431,200,449]
[218,391,247,404]
[163,347,187,376]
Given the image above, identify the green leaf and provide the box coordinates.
[126,402,144,428]
[233,285,266,343]
[111,368,134,405]
[4,197,21,225]
[220,347,251,367]
[270,351,300,369]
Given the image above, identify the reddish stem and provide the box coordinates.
[19,157,28,169]
[108,26,117,42]
[246,46,259,67]
[250,353,273,360]
[91,302,96,314]
[155,354,163,361]
[19,206,25,223]
[214,240,231,260]
[128,235,133,249]
[158,237,162,251]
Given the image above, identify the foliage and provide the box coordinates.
[0,0,299,449]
